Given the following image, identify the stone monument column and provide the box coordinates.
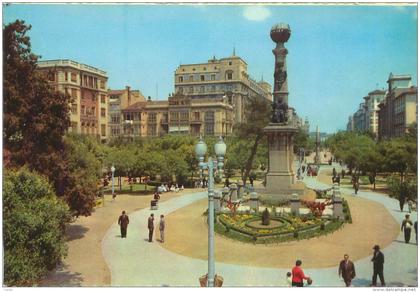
[314,125,321,164]
[263,23,301,195]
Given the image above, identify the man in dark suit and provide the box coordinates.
[371,245,385,286]
[338,254,356,287]
[148,213,155,242]
[118,210,129,238]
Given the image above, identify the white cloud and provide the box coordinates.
[243,6,271,21]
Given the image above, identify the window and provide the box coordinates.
[48,71,55,81]
[91,107,95,116]
[71,103,77,114]
[148,125,157,136]
[111,115,120,123]
[189,75,193,82]
[100,80,105,89]
[64,71,68,81]
[81,105,86,115]
[200,75,205,81]
[229,61,232,65]
[192,68,195,71]
[205,111,215,135]
[101,124,106,136]
[189,86,194,93]
[170,112,179,122]
[83,76,88,86]
[89,76,93,87]
[203,67,207,71]
[211,74,215,81]
[71,73,77,82]
[180,111,189,121]
[193,112,200,121]
[101,108,106,117]
[125,113,133,121]
[148,113,157,123]
[178,76,183,83]
[94,78,98,89]
[101,94,106,103]
[200,86,205,93]
[211,86,216,92]
[178,87,183,94]
[227,73,233,80]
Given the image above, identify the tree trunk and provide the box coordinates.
[243,134,262,186]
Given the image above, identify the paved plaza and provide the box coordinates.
[101,164,418,287]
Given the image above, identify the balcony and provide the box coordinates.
[80,114,97,122]
[190,118,202,124]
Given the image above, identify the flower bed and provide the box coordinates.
[214,212,348,244]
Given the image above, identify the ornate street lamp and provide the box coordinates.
[111,165,116,200]
[195,136,226,287]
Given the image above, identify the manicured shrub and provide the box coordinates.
[3,168,71,286]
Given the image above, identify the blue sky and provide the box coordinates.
[4,4,418,133]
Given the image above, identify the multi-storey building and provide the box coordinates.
[352,102,367,132]
[378,73,417,139]
[120,93,234,140]
[348,73,417,139]
[174,54,272,124]
[346,115,355,132]
[363,90,386,136]
[37,59,109,142]
[108,87,145,139]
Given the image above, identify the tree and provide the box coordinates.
[3,20,99,216]
[3,168,71,286]
[63,135,102,216]
[359,143,383,190]
[381,136,417,182]
[234,95,271,185]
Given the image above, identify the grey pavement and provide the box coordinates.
[101,165,417,287]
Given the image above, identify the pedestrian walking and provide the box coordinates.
[415,221,418,244]
[332,168,337,177]
[353,180,359,195]
[401,214,413,243]
[159,214,165,243]
[338,254,356,287]
[148,213,155,242]
[371,245,385,287]
[291,260,311,287]
[118,210,129,238]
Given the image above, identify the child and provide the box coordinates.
[286,272,292,286]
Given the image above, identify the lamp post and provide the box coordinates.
[195,136,226,287]
[111,165,116,200]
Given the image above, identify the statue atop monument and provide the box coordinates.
[271,97,288,123]
[270,23,291,124]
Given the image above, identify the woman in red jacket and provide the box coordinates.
[292,260,311,287]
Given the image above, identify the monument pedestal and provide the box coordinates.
[262,123,304,198]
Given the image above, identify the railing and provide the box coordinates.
[37,59,107,76]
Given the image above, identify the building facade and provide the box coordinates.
[347,73,417,139]
[120,93,234,140]
[174,54,272,124]
[108,87,146,139]
[363,90,386,136]
[378,73,417,139]
[37,59,109,142]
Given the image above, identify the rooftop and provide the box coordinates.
[37,59,107,77]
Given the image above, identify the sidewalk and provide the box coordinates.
[101,166,417,287]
